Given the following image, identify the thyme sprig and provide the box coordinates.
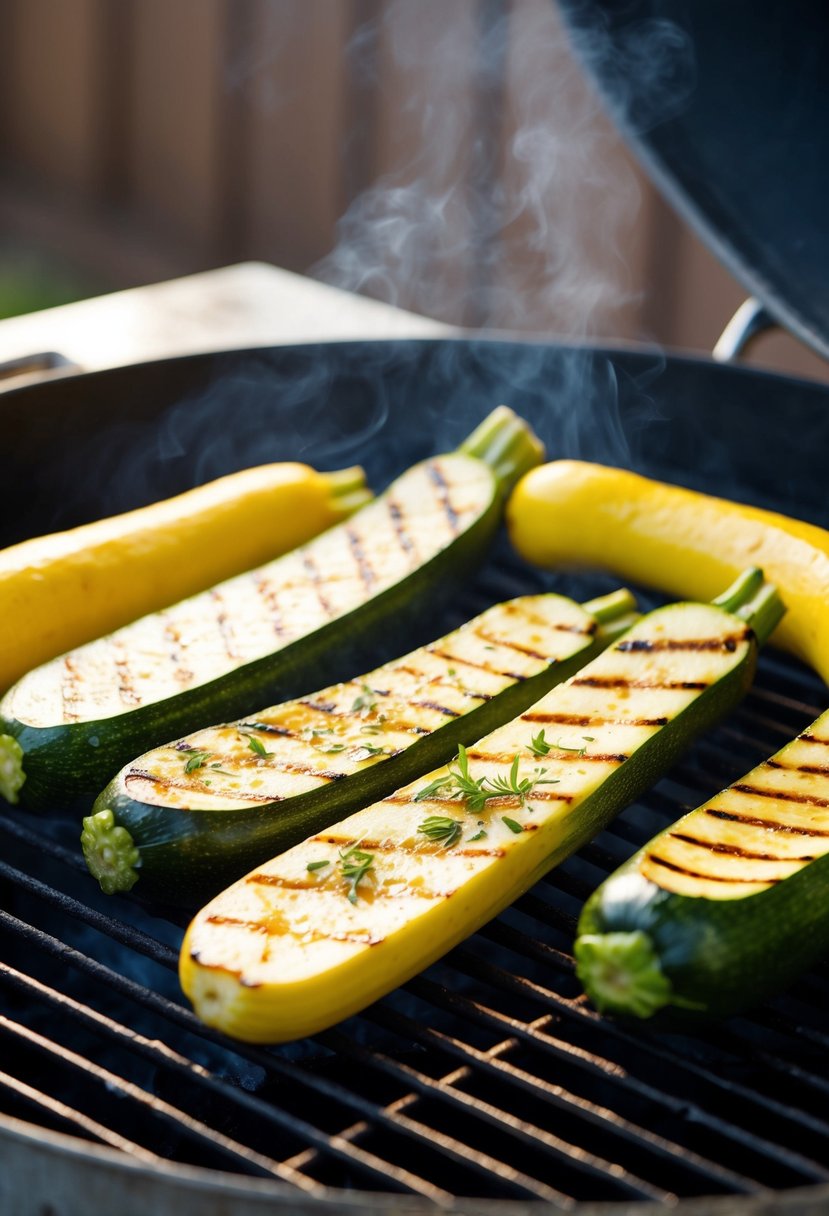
[183,749,212,774]
[352,684,378,715]
[414,745,558,813]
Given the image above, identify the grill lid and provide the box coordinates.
[556,0,829,362]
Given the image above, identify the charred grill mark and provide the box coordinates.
[616,631,749,654]
[238,721,293,737]
[310,833,506,859]
[246,871,450,902]
[765,758,829,777]
[668,832,814,862]
[124,770,283,803]
[572,675,710,691]
[705,808,829,837]
[410,699,461,717]
[252,572,286,638]
[60,655,83,723]
[522,711,669,727]
[346,526,377,594]
[472,627,549,660]
[732,783,829,809]
[800,732,829,747]
[113,642,141,706]
[210,588,241,661]
[301,553,336,619]
[426,460,461,534]
[387,496,418,562]
[496,602,596,634]
[162,615,194,684]
[204,913,385,948]
[466,747,626,765]
[646,854,779,883]
[426,645,525,681]
[299,699,338,715]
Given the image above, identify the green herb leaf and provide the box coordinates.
[502,817,523,834]
[554,737,587,756]
[247,736,269,758]
[339,843,375,903]
[468,828,487,842]
[528,729,552,757]
[319,743,346,754]
[307,860,331,873]
[183,750,212,774]
[359,724,383,735]
[355,743,387,759]
[418,815,462,848]
[209,763,236,776]
[351,684,378,714]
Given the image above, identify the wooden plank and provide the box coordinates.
[126,0,224,254]
[1,0,103,197]
[234,0,353,272]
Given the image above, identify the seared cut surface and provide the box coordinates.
[8,456,489,728]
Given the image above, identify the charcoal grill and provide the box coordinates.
[3,337,829,1215]
[5,0,829,1209]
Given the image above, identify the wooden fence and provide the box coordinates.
[0,0,824,381]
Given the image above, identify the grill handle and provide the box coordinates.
[713,298,778,363]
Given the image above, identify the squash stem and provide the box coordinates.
[457,406,545,498]
[582,588,640,645]
[81,808,141,895]
[322,465,373,517]
[712,567,785,648]
[574,930,674,1019]
[0,734,25,804]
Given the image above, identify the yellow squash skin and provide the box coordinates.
[507,460,829,681]
[0,462,369,692]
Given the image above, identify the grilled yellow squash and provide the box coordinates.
[180,573,780,1042]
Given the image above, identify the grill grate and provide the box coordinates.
[3,553,829,1211]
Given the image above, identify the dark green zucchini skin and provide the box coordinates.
[91,631,615,908]
[576,779,829,1022]
[1,473,500,812]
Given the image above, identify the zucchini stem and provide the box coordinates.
[81,808,141,895]
[711,566,785,647]
[322,465,373,516]
[583,588,640,645]
[0,734,25,804]
[457,406,545,498]
[574,930,674,1019]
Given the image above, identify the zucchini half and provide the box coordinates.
[82,587,638,906]
[575,704,829,1021]
[179,570,782,1044]
[0,407,542,810]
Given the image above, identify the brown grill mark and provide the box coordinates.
[801,733,829,747]
[210,588,241,661]
[426,646,523,681]
[204,914,384,949]
[60,656,83,723]
[522,711,668,727]
[705,808,829,837]
[252,572,286,638]
[124,770,283,803]
[346,526,377,594]
[386,497,418,561]
[310,833,507,859]
[426,460,461,533]
[668,832,814,862]
[301,553,336,619]
[765,758,829,777]
[162,616,194,685]
[732,782,829,809]
[467,747,627,766]
[616,632,748,654]
[113,643,141,706]
[572,675,710,691]
[410,699,461,717]
[646,854,779,883]
[299,699,338,715]
[246,871,450,901]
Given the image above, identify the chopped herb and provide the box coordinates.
[359,724,383,735]
[447,667,457,677]
[209,763,236,776]
[355,743,386,759]
[582,736,595,742]
[414,745,557,813]
[483,644,496,651]
[339,843,375,903]
[502,817,523,834]
[319,743,347,754]
[528,729,552,757]
[554,737,587,756]
[351,684,378,714]
[248,735,269,758]
[303,726,333,739]
[418,815,462,848]
[468,828,488,842]
[307,860,331,873]
[183,750,212,774]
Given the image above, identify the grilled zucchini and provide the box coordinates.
[179,570,782,1043]
[0,407,543,809]
[0,461,372,694]
[82,588,638,905]
[575,706,829,1020]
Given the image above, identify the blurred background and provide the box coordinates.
[0,0,825,383]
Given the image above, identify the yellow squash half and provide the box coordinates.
[0,462,370,691]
